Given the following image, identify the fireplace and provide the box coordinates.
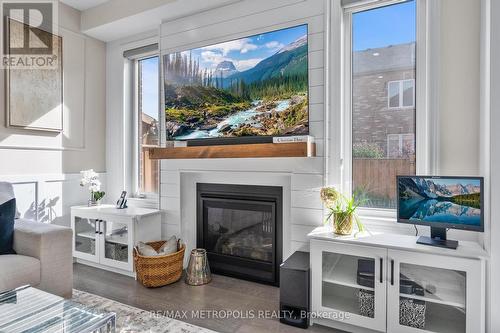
[197,183,282,286]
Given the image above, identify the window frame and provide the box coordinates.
[341,0,430,219]
[387,79,416,109]
[131,52,160,200]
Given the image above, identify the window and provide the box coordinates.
[349,0,417,209]
[387,133,415,158]
[137,56,160,195]
[388,79,415,109]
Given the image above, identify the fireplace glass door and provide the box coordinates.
[203,198,275,263]
[199,196,279,284]
[197,183,282,285]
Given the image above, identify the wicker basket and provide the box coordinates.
[133,240,185,288]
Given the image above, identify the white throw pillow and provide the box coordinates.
[158,236,178,255]
[136,241,159,256]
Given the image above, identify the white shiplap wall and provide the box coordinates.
[159,0,327,257]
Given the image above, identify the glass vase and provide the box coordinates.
[88,192,100,207]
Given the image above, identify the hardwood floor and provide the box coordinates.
[73,264,343,333]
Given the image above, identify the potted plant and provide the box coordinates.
[320,187,365,235]
[80,169,105,206]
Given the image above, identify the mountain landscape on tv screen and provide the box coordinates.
[399,178,481,225]
[163,25,309,140]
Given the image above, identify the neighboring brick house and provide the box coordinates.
[140,113,159,193]
[352,42,416,158]
[142,113,159,146]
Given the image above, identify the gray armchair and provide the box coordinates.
[0,183,73,298]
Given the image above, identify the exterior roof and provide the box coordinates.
[142,113,157,125]
[353,42,416,75]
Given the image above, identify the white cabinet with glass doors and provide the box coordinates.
[71,205,162,276]
[309,229,486,333]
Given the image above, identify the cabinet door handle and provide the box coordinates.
[390,259,394,286]
[95,220,99,234]
[379,258,383,283]
[99,221,104,235]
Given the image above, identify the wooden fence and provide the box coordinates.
[353,158,416,200]
[141,146,159,193]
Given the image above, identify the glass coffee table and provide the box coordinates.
[0,286,116,333]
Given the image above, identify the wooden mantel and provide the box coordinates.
[149,142,316,159]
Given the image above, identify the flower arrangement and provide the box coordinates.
[80,169,105,206]
[320,187,365,235]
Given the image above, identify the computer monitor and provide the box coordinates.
[397,176,484,249]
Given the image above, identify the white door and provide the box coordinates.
[98,218,133,271]
[72,213,100,263]
[387,250,484,333]
[311,240,387,332]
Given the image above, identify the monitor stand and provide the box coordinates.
[417,227,458,250]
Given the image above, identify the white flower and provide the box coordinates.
[89,183,101,192]
[80,169,101,192]
[81,169,98,181]
[90,179,101,191]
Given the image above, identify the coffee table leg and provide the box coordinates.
[107,316,116,333]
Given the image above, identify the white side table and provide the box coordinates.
[71,205,162,276]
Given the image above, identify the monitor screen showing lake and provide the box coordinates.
[398,177,482,226]
[163,24,309,141]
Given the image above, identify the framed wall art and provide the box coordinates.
[5,17,63,132]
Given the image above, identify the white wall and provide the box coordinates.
[438,0,481,175]
[488,0,499,331]
[0,3,107,226]
[2,173,106,227]
[0,3,106,175]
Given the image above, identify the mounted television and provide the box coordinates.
[163,24,309,145]
[397,176,484,249]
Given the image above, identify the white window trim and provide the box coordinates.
[130,52,160,201]
[335,0,434,221]
[387,79,416,109]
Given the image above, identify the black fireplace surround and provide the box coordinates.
[197,183,283,286]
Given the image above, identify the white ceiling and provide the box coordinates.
[61,0,110,11]
[81,0,241,42]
